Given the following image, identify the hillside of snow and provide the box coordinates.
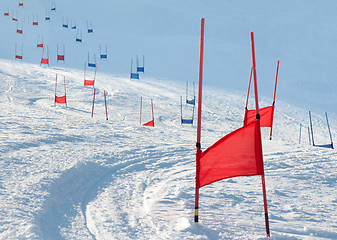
[0,0,336,239]
[0,59,336,239]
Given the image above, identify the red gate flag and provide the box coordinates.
[143,120,154,127]
[40,46,49,66]
[54,74,67,106]
[198,120,263,188]
[140,97,155,127]
[41,58,49,65]
[84,80,95,86]
[244,106,274,127]
[194,29,270,237]
[84,62,97,86]
[55,95,66,103]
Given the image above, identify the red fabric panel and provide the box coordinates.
[84,80,95,86]
[143,120,154,127]
[198,120,263,188]
[57,55,65,61]
[12,18,17,21]
[37,43,43,48]
[4,13,9,16]
[41,58,49,65]
[17,29,23,34]
[244,106,274,127]
[15,55,22,60]
[33,22,38,26]
[19,3,23,6]
[55,95,66,104]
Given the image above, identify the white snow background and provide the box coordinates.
[0,0,336,239]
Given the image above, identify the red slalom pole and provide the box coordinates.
[244,66,253,126]
[91,88,96,118]
[245,66,253,109]
[270,60,279,140]
[151,98,154,126]
[84,62,86,84]
[250,32,270,238]
[54,74,58,106]
[195,17,205,223]
[104,90,108,120]
[64,76,67,107]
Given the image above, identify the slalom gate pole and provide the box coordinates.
[40,46,44,66]
[47,45,49,66]
[130,59,133,80]
[309,111,315,146]
[244,66,253,125]
[251,32,270,238]
[140,96,142,125]
[64,76,67,107]
[186,82,188,104]
[308,126,311,145]
[180,96,183,124]
[270,60,280,140]
[325,112,333,149]
[54,74,57,106]
[151,99,154,125]
[192,102,195,124]
[94,64,97,82]
[91,88,96,118]
[195,17,205,223]
[193,82,196,102]
[84,62,86,84]
[104,90,108,120]
[299,123,302,144]
[245,66,253,109]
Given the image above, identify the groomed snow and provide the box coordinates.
[0,60,336,239]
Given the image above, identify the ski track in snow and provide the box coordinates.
[0,60,336,239]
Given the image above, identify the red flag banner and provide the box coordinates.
[84,80,95,86]
[198,120,263,188]
[41,58,49,65]
[57,55,65,61]
[55,95,66,104]
[244,105,274,127]
[143,119,154,127]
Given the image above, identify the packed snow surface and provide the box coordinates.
[0,59,336,239]
[0,0,336,239]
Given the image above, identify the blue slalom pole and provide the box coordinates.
[325,112,334,149]
[309,111,315,146]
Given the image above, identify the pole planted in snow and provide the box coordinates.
[251,32,270,238]
[195,17,205,223]
[270,60,279,140]
[104,90,108,120]
[309,111,315,146]
[325,112,333,149]
[91,88,96,118]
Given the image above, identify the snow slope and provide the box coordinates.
[0,0,336,239]
[0,59,336,239]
